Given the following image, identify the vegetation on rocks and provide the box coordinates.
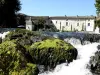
[30,39,78,70]
[4,29,42,46]
[3,29,78,72]
[4,29,55,48]
[89,45,100,74]
[0,40,39,75]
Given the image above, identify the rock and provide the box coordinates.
[9,63,39,75]
[97,45,100,50]
[3,29,54,46]
[0,37,2,44]
[0,41,39,75]
[29,39,78,70]
[89,48,100,74]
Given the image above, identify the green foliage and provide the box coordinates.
[95,0,100,14]
[95,20,100,28]
[34,17,46,30]
[0,41,39,75]
[0,0,21,27]
[17,13,27,26]
[30,39,78,69]
[32,39,73,49]
[9,63,38,75]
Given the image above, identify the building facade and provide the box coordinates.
[26,15,96,31]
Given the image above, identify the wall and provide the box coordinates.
[51,18,95,31]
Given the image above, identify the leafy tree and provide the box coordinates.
[95,0,100,32]
[17,13,26,26]
[95,0,100,15]
[95,20,100,32]
[34,17,46,31]
[0,0,21,28]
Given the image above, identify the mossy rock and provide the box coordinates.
[30,39,78,70]
[3,29,54,47]
[89,47,100,74]
[3,29,42,46]
[3,29,56,52]
[0,37,2,44]
[9,63,39,75]
[0,41,39,75]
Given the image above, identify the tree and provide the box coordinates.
[95,20,100,32]
[95,0,100,15]
[17,13,26,26]
[0,0,21,28]
[95,0,100,32]
[34,17,46,31]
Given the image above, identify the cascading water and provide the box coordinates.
[0,31,9,39]
[39,43,100,75]
[0,31,100,75]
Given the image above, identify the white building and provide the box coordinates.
[26,17,34,31]
[50,16,96,31]
[26,16,96,32]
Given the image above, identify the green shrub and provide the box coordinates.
[0,41,39,75]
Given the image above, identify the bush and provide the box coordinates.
[0,40,39,75]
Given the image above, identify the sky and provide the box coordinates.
[19,0,97,16]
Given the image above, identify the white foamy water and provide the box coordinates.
[64,38,81,45]
[95,27,100,34]
[0,31,9,39]
[39,43,99,75]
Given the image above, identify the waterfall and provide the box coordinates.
[39,43,100,75]
[0,31,10,39]
[95,27,99,34]
[0,30,100,75]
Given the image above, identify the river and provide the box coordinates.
[0,30,100,75]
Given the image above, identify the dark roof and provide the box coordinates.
[26,16,49,20]
[25,16,96,20]
[50,16,96,19]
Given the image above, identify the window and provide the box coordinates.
[60,22,61,30]
[88,23,90,26]
[77,23,79,26]
[60,22,61,25]
[66,22,68,26]
[56,21,57,24]
[51,21,52,23]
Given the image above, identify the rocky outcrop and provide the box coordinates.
[2,29,79,72]
[3,29,55,46]
[0,37,2,44]
[29,39,78,70]
[89,45,100,75]
[0,41,39,75]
